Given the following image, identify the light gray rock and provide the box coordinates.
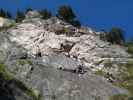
[5,58,127,100]
[42,54,80,70]
[7,47,28,61]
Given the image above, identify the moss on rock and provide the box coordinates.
[17,59,32,66]
[112,61,133,99]
[109,94,128,100]
[94,70,106,76]
[0,63,12,80]
[13,79,41,100]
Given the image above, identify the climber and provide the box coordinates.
[36,51,42,57]
[105,72,114,83]
[34,45,42,58]
[76,64,85,74]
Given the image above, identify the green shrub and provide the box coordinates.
[128,97,133,100]
[107,27,125,44]
[120,62,133,94]
[55,27,75,36]
[109,94,128,100]
[0,63,12,80]
[100,27,125,45]
[99,31,108,41]
[95,70,105,76]
[127,45,133,54]
[14,79,41,100]
[55,28,66,35]
[125,40,133,56]
[17,59,32,66]
[39,9,52,19]
[113,61,133,98]
[104,61,113,68]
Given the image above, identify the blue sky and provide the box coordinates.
[0,0,133,40]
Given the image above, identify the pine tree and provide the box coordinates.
[6,11,12,19]
[0,8,6,18]
[25,7,33,14]
[39,9,52,19]
[16,10,25,23]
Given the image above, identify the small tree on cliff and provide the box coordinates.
[57,5,76,21]
[57,5,81,28]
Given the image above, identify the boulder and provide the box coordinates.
[25,11,41,19]
[0,17,15,28]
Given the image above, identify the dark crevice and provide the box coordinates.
[0,74,16,100]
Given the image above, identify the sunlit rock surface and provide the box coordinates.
[0,12,132,100]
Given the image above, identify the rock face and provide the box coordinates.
[0,12,132,100]
[8,17,131,71]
